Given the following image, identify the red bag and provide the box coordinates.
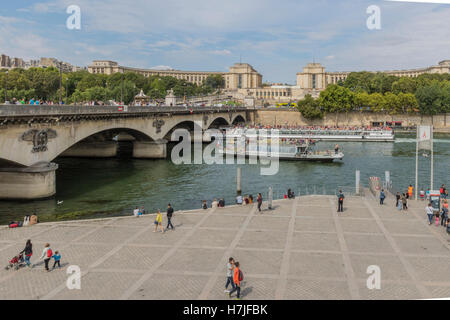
[47,249,53,258]
[9,223,18,228]
[238,270,244,282]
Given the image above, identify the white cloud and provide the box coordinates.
[210,49,232,56]
[150,65,174,70]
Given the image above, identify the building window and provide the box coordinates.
[312,74,317,89]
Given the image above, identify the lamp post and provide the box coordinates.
[105,81,108,106]
[65,78,68,104]
[121,73,124,105]
[4,71,8,104]
[59,62,62,104]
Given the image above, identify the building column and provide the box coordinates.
[60,141,118,158]
[132,140,167,159]
[0,163,58,200]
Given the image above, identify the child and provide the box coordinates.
[426,189,430,201]
[52,251,61,269]
[435,213,440,227]
[446,219,450,234]
[420,189,425,201]
[154,210,164,233]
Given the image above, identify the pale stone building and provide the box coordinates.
[88,60,263,90]
[87,59,449,104]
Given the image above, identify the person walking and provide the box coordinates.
[154,210,165,233]
[408,185,413,199]
[166,204,175,231]
[395,192,401,208]
[52,251,61,269]
[229,261,242,300]
[441,205,448,227]
[426,203,434,225]
[40,243,53,272]
[402,193,408,211]
[20,239,33,268]
[380,189,386,205]
[337,190,345,212]
[224,257,235,293]
[257,193,263,213]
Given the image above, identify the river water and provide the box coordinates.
[0,134,449,224]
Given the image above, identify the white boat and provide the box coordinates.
[224,128,394,142]
[217,136,344,162]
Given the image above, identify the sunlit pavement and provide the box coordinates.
[0,193,449,300]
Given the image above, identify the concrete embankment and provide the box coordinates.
[249,109,450,133]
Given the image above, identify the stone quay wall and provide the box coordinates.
[250,109,450,132]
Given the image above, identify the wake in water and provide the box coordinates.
[395,138,450,143]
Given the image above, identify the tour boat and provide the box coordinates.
[225,128,394,142]
[217,136,344,162]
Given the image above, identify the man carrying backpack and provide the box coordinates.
[229,262,243,300]
[337,190,345,213]
[166,204,175,231]
[40,243,53,272]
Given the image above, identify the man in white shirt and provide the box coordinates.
[426,203,434,225]
[133,207,140,217]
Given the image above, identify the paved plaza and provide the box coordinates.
[1,193,450,300]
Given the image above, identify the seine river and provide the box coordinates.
[0,134,449,224]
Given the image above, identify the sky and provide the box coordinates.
[0,0,449,84]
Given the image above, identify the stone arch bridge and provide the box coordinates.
[0,105,250,200]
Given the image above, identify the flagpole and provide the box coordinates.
[430,126,434,190]
[415,125,419,201]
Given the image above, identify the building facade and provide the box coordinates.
[88,59,449,104]
[0,53,83,72]
[88,60,263,90]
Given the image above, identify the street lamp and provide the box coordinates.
[121,73,124,105]
[4,71,8,104]
[59,62,62,104]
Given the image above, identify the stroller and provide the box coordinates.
[5,253,25,270]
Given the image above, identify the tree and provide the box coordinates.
[392,77,417,94]
[396,93,418,114]
[204,74,225,89]
[318,84,354,113]
[297,94,323,119]
[353,92,371,111]
[415,82,446,115]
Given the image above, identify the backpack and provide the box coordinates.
[238,269,244,282]
[47,249,53,258]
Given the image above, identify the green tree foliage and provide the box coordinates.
[297,94,323,119]
[204,74,225,90]
[415,81,450,115]
[1,68,220,104]
[318,84,354,113]
[340,70,449,115]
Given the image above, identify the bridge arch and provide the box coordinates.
[231,114,246,125]
[207,116,230,129]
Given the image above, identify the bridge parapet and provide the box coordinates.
[0,104,248,118]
